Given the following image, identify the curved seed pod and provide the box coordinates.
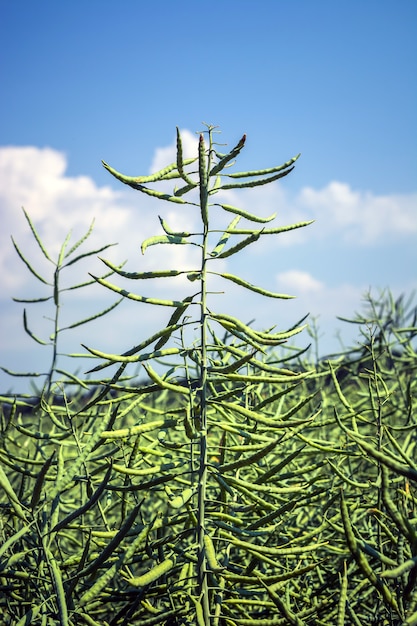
[217,344,302,378]
[0,451,50,478]
[226,219,314,235]
[57,231,71,268]
[220,166,295,190]
[383,426,417,470]
[327,460,370,488]
[210,321,265,352]
[227,474,306,496]
[355,540,398,568]
[328,361,354,410]
[141,234,194,255]
[13,422,70,441]
[184,405,198,439]
[212,472,235,497]
[216,231,262,259]
[22,309,48,345]
[88,274,190,307]
[246,498,308,532]
[209,174,222,195]
[217,421,274,443]
[76,614,104,626]
[113,461,182,477]
[11,236,50,284]
[215,371,309,384]
[99,257,185,280]
[258,396,316,431]
[174,181,199,196]
[199,134,209,227]
[45,549,69,626]
[169,487,194,509]
[87,321,188,373]
[63,217,95,258]
[214,272,294,299]
[127,557,175,587]
[158,216,192,238]
[30,451,56,510]
[211,311,306,344]
[189,594,207,626]
[77,504,143,585]
[176,127,197,187]
[130,610,183,626]
[209,134,246,176]
[209,216,241,257]
[209,313,269,346]
[224,153,300,179]
[226,534,326,557]
[62,296,127,331]
[210,512,245,527]
[217,438,279,473]
[21,207,53,261]
[0,465,28,520]
[381,557,417,579]
[204,533,224,573]
[154,297,194,350]
[224,561,321,585]
[337,561,348,626]
[82,346,183,365]
[218,203,277,223]
[144,363,191,395]
[208,350,256,374]
[102,158,196,184]
[226,479,277,511]
[106,474,173,492]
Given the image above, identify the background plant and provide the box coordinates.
[1,209,122,402]
[0,127,416,626]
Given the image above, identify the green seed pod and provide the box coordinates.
[218,203,276,223]
[127,557,175,587]
[169,487,194,509]
[204,533,224,573]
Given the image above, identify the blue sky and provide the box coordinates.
[1,1,416,393]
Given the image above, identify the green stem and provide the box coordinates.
[45,266,61,399]
[197,128,213,624]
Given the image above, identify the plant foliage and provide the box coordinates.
[0,127,416,626]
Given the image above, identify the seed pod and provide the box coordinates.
[219,203,276,223]
[127,557,174,587]
[204,533,224,573]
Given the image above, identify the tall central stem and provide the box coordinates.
[197,129,212,623]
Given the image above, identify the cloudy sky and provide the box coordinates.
[1,1,416,394]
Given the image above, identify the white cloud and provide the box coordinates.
[277,270,324,293]
[296,182,417,244]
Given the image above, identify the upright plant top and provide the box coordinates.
[87,125,312,375]
[82,125,314,625]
